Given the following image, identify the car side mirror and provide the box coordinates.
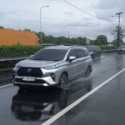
[68,56,76,62]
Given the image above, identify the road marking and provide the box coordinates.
[0,84,12,89]
[42,68,125,125]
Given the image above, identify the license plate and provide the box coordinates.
[23,77,35,81]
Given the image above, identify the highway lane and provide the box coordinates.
[52,66,125,125]
[0,53,124,125]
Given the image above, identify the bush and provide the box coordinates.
[0,45,40,58]
[99,45,116,50]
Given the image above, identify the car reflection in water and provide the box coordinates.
[11,78,92,122]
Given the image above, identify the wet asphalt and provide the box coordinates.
[0,53,125,125]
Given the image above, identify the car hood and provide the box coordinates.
[16,59,61,68]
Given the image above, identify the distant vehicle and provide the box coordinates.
[13,45,92,88]
[86,45,101,60]
[117,46,125,54]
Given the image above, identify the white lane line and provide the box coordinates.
[42,68,125,125]
[0,84,12,89]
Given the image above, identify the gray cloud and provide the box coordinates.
[0,0,124,41]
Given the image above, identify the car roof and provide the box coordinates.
[46,45,71,50]
[45,45,87,50]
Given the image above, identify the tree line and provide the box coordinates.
[36,32,109,46]
[0,26,124,47]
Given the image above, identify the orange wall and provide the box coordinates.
[0,29,39,46]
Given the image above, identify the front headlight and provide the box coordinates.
[42,65,57,70]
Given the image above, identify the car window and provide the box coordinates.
[68,49,78,58]
[68,49,88,58]
[77,49,89,57]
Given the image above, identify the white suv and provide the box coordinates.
[13,45,93,88]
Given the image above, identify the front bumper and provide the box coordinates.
[14,76,57,87]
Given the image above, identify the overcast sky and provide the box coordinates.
[0,0,125,41]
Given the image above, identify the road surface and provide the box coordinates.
[0,53,125,125]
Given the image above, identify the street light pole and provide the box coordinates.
[40,5,49,41]
[40,7,42,34]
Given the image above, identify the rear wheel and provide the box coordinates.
[59,73,68,89]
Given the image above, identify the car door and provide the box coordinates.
[66,48,82,80]
[77,49,90,75]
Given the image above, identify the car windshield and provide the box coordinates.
[31,49,67,61]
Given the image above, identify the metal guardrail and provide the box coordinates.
[0,57,27,72]
[0,57,26,62]
[102,49,117,53]
[102,49,124,53]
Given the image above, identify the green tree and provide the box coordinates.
[36,32,46,44]
[36,32,89,45]
[89,40,95,45]
[24,29,32,32]
[77,37,87,45]
[95,35,108,45]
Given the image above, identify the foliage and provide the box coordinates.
[36,32,87,45]
[23,29,32,32]
[94,35,108,45]
[113,26,124,47]
[112,39,123,47]
[100,44,117,50]
[0,45,40,58]
[36,32,45,44]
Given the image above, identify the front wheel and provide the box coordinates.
[59,73,68,89]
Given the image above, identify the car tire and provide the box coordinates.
[85,65,92,77]
[59,73,68,89]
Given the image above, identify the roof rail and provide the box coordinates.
[40,43,86,46]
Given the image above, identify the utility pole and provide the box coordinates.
[115,12,123,47]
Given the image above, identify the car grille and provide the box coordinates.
[17,67,42,77]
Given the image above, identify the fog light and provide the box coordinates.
[43,83,48,87]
